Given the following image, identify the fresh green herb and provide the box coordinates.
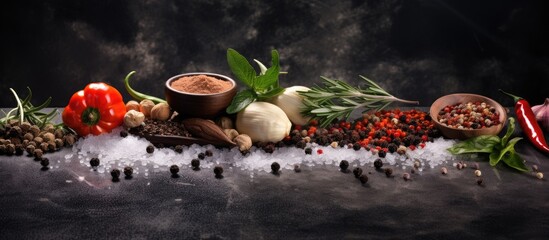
[0,87,59,128]
[124,71,166,104]
[298,75,419,128]
[447,117,528,172]
[226,48,285,114]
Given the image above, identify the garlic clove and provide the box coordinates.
[236,102,292,143]
[531,98,549,133]
[269,86,311,126]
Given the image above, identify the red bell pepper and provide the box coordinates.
[62,82,127,136]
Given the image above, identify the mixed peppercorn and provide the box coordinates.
[437,101,501,129]
[276,109,441,154]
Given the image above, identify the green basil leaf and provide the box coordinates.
[257,86,285,100]
[226,89,256,114]
[254,59,268,75]
[501,151,529,172]
[254,50,280,91]
[495,137,522,162]
[447,135,501,154]
[489,151,500,166]
[501,117,515,146]
[227,48,256,88]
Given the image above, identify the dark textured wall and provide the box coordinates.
[2,0,548,108]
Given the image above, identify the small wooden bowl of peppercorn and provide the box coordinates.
[429,93,508,140]
[165,72,237,119]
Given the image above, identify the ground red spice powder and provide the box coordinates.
[171,75,232,94]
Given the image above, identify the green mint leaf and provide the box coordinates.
[257,86,285,100]
[254,50,280,91]
[227,48,256,88]
[501,117,515,146]
[447,135,501,154]
[226,89,256,114]
[501,152,529,172]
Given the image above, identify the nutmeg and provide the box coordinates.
[150,102,171,121]
[139,99,155,118]
[126,100,140,112]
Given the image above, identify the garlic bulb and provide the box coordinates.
[236,102,292,142]
[532,98,549,132]
[269,86,311,125]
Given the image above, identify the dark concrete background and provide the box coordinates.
[2,0,548,108]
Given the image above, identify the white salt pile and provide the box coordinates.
[67,127,459,175]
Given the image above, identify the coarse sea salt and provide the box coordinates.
[68,127,459,174]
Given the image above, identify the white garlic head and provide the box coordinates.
[236,101,292,143]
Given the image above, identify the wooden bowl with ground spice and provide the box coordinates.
[165,72,237,118]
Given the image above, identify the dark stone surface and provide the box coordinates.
[0,142,548,239]
[1,109,549,239]
[2,0,548,108]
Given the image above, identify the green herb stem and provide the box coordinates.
[9,88,24,123]
[299,76,419,127]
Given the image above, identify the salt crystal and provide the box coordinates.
[71,128,460,175]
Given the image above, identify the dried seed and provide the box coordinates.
[474,170,482,177]
[441,167,448,175]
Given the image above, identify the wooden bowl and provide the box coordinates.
[165,72,237,119]
[429,93,507,140]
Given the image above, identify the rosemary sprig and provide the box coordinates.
[0,87,59,128]
[298,75,419,127]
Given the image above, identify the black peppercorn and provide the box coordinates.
[198,152,205,160]
[263,144,275,153]
[352,143,361,151]
[146,145,155,154]
[271,162,281,174]
[374,159,383,169]
[353,167,363,178]
[296,141,306,149]
[214,166,224,178]
[170,165,179,175]
[205,150,213,157]
[387,143,397,153]
[477,177,483,185]
[174,145,183,154]
[40,157,49,167]
[111,168,121,180]
[15,144,24,155]
[90,157,100,167]
[359,174,369,184]
[304,147,312,155]
[191,159,200,170]
[384,168,393,177]
[120,130,128,138]
[123,166,133,177]
[378,150,387,158]
[294,164,301,173]
[339,160,349,171]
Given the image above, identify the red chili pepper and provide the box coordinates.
[62,83,127,136]
[500,89,549,154]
